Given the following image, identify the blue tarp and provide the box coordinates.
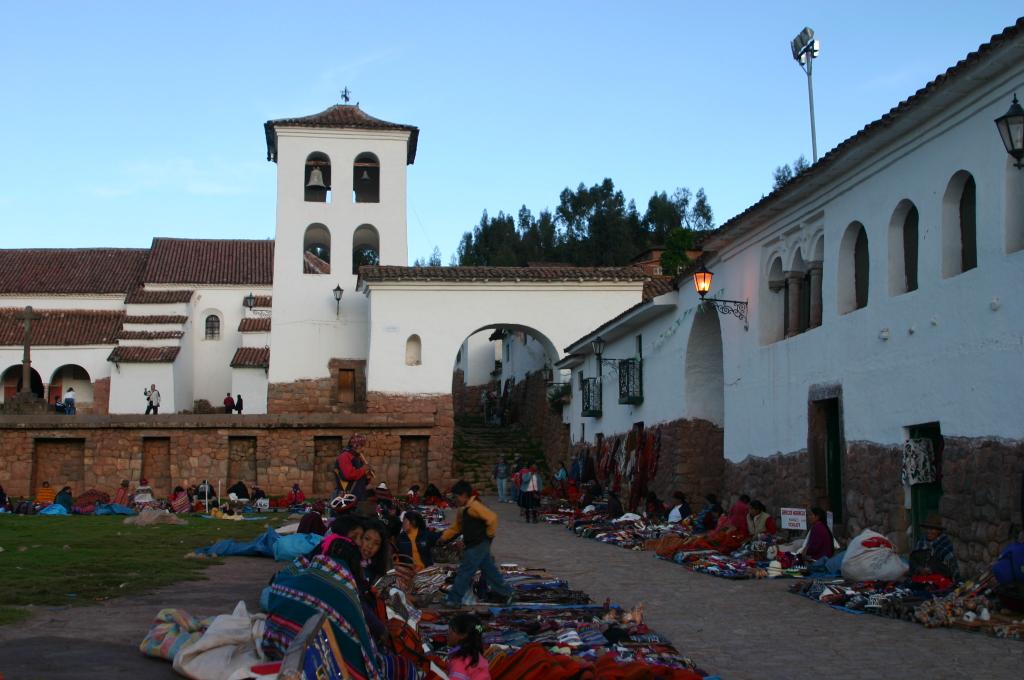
[39,504,69,515]
[94,503,137,516]
[193,527,280,558]
[273,533,322,561]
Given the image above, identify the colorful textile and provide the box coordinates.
[448,654,490,680]
[170,491,191,514]
[262,555,380,680]
[35,486,55,504]
[901,438,937,485]
[139,608,212,660]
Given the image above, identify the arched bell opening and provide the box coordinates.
[304,152,332,203]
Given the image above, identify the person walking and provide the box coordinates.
[439,480,514,607]
[520,465,543,523]
[493,456,509,503]
[144,384,161,414]
[234,394,244,414]
[223,392,235,414]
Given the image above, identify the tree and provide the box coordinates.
[413,246,443,267]
[772,155,810,191]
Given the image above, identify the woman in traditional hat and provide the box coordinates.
[911,511,961,582]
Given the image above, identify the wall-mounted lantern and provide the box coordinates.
[995,93,1024,169]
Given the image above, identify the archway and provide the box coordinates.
[48,364,93,405]
[2,364,44,402]
[684,305,724,426]
[449,324,564,491]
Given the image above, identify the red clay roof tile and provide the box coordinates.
[0,249,147,295]
[144,238,274,286]
[238,318,271,333]
[107,346,180,363]
[265,104,419,164]
[115,330,184,340]
[124,288,194,304]
[0,309,124,346]
[230,346,269,369]
[123,315,188,325]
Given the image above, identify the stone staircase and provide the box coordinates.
[452,417,547,492]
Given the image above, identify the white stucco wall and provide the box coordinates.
[232,368,268,414]
[364,281,645,394]
[268,127,411,383]
[110,363,175,414]
[501,330,552,384]
[565,70,1024,462]
[457,332,498,386]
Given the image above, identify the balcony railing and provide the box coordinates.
[581,377,602,417]
[618,358,643,405]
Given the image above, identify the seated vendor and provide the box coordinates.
[397,510,439,571]
[695,494,723,532]
[35,480,56,505]
[644,491,666,521]
[801,507,835,561]
[423,483,447,506]
[667,491,691,523]
[406,484,421,505]
[285,483,306,505]
[54,485,74,511]
[133,479,155,505]
[911,512,961,582]
[227,480,249,500]
[113,479,131,506]
[747,500,778,536]
[194,479,217,506]
[725,494,751,537]
[606,490,624,519]
[169,485,191,514]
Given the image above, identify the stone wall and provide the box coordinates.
[77,377,110,416]
[452,370,493,420]
[653,418,725,503]
[722,437,1024,579]
[506,372,570,470]
[0,406,453,500]
[267,359,367,414]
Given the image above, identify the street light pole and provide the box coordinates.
[791,27,821,163]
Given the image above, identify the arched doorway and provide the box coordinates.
[449,324,565,492]
[685,305,724,425]
[49,364,93,406]
[2,365,44,402]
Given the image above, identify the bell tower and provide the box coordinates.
[264,103,419,384]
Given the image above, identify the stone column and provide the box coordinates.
[785,271,803,337]
[808,261,823,328]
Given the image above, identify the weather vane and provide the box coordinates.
[340,87,351,103]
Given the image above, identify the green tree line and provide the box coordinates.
[450,178,714,275]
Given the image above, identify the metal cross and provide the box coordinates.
[15,305,42,394]
[340,87,351,103]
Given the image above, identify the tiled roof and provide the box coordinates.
[265,104,419,164]
[123,315,188,325]
[303,251,330,275]
[125,288,194,304]
[247,295,272,308]
[238,317,271,333]
[359,266,650,283]
[707,17,1024,254]
[0,249,148,295]
[230,346,269,369]
[107,346,180,364]
[144,238,274,285]
[642,277,676,301]
[115,330,184,340]
[0,309,124,346]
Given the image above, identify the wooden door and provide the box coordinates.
[337,370,355,404]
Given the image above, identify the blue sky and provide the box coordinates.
[1,2,1020,262]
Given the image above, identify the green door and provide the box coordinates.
[824,399,843,522]
[908,423,943,544]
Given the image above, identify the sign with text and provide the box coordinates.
[781,507,807,531]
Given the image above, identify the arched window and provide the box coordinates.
[405,334,422,366]
[888,200,919,295]
[205,314,221,340]
[941,171,977,277]
[838,221,869,314]
[760,255,785,344]
[353,152,380,203]
[304,152,331,203]
[303,224,331,274]
[352,224,380,274]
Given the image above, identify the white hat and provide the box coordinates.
[376,482,389,491]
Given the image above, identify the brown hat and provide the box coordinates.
[919,511,944,530]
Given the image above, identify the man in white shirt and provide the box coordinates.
[144,384,161,414]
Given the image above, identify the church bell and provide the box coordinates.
[306,167,327,189]
[360,169,371,181]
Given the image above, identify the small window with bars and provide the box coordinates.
[618,358,643,404]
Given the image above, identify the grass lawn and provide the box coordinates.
[0,514,285,617]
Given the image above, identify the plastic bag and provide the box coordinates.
[841,529,907,582]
